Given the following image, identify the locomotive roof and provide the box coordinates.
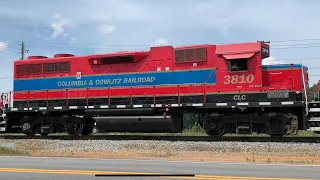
[18,41,269,62]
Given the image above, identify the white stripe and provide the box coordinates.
[0,121,5,124]
[0,127,5,131]
[216,103,227,106]
[308,117,320,121]
[155,104,162,107]
[39,107,47,110]
[117,105,126,108]
[307,127,320,131]
[133,105,143,108]
[259,102,271,105]
[24,108,28,110]
[100,105,109,108]
[309,108,320,112]
[192,103,203,107]
[237,102,249,106]
[54,107,62,110]
[282,101,294,105]
[86,106,94,109]
[69,106,78,109]
[10,108,18,111]
[171,104,180,107]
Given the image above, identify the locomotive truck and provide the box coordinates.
[0,41,319,137]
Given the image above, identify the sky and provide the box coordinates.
[1,0,320,93]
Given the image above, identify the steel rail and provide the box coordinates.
[0,134,320,142]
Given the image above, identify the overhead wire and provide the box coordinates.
[2,37,320,68]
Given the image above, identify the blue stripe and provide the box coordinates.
[14,69,216,91]
[262,64,308,70]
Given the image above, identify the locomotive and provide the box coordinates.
[0,41,319,137]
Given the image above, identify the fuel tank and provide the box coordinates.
[85,108,156,116]
[95,115,182,133]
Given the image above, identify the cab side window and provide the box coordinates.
[228,59,248,72]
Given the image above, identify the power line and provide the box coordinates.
[270,38,320,43]
[0,77,11,79]
[21,41,320,52]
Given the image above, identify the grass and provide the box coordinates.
[0,147,29,156]
[49,130,320,137]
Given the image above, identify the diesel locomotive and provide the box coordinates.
[0,41,319,137]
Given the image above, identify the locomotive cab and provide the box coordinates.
[216,42,269,93]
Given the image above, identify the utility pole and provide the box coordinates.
[20,42,29,60]
[21,42,25,60]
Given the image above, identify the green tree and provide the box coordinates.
[310,83,318,101]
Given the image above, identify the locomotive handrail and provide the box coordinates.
[301,64,309,116]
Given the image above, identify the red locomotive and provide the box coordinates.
[0,41,319,136]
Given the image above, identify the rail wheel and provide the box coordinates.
[24,124,41,137]
[80,117,95,135]
[204,125,227,137]
[202,114,226,137]
[66,116,84,136]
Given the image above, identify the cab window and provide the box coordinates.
[228,59,248,72]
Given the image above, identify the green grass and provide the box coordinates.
[0,147,29,156]
[89,130,320,137]
[50,130,320,137]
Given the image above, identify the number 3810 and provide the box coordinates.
[223,74,255,84]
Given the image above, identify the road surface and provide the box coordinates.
[0,156,318,179]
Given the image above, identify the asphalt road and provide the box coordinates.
[0,156,318,180]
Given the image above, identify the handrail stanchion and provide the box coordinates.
[130,87,132,105]
[108,87,110,105]
[46,90,49,108]
[86,88,89,108]
[153,86,156,105]
[66,89,68,108]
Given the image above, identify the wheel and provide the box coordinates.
[202,114,226,137]
[24,124,40,137]
[66,116,84,136]
[66,122,84,136]
[205,125,227,137]
[80,117,95,135]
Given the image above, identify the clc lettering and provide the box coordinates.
[223,74,255,84]
[233,95,246,101]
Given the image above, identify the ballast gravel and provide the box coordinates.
[1,139,320,157]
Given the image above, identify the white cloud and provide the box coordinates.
[262,56,286,65]
[0,41,8,51]
[51,14,74,38]
[151,38,168,46]
[99,24,116,35]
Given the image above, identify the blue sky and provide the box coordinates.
[1,0,320,93]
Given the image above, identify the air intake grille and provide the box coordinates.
[175,48,206,63]
[43,62,70,74]
[16,64,42,75]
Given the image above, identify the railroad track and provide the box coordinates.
[0,134,320,142]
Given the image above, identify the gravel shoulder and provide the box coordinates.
[1,139,320,165]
